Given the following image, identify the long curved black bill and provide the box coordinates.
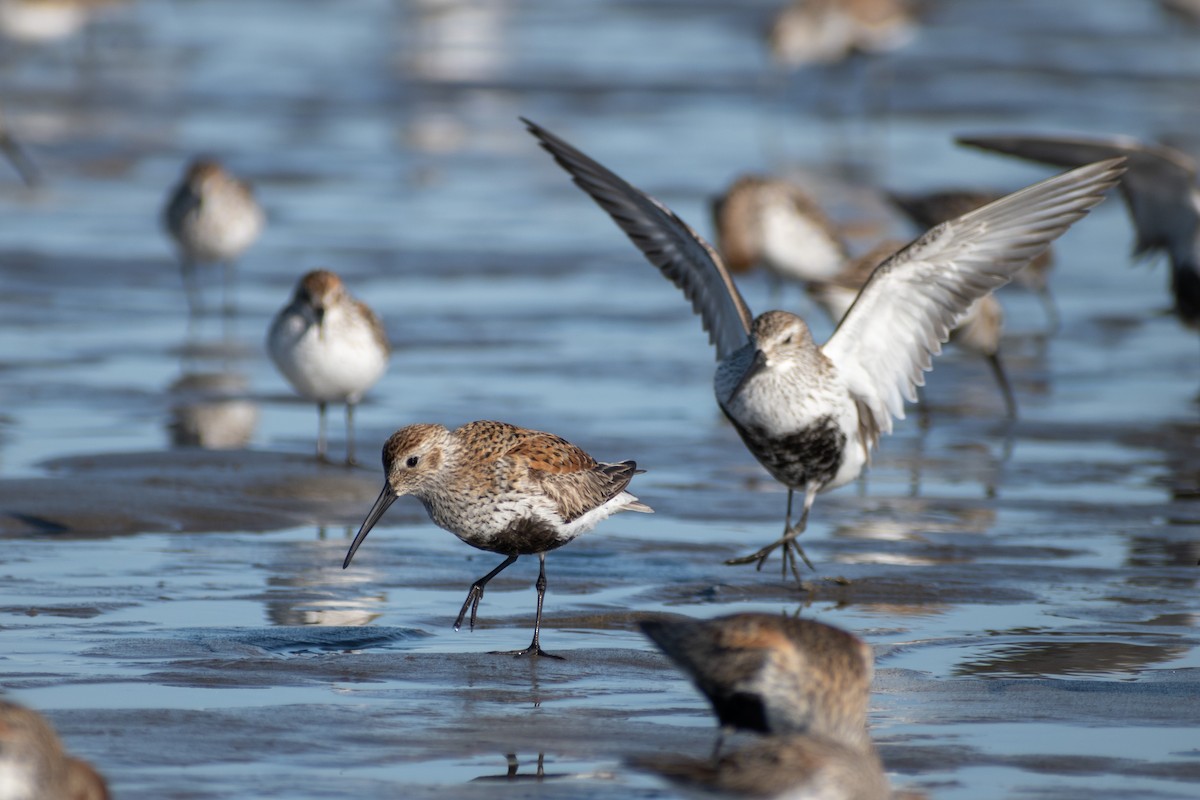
[342,484,397,569]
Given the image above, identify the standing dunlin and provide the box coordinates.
[888,188,1059,331]
[162,157,265,313]
[808,239,1017,419]
[341,420,653,658]
[267,269,390,465]
[958,132,1200,328]
[711,174,848,299]
[526,118,1121,577]
[0,699,110,800]
[636,613,888,799]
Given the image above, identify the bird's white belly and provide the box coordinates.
[269,316,387,403]
[760,204,844,283]
[717,361,867,493]
[178,206,262,263]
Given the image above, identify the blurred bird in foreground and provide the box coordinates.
[635,613,891,800]
[163,157,265,314]
[0,699,109,800]
[959,132,1200,329]
[528,117,1122,577]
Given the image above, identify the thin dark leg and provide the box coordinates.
[454,554,519,632]
[344,402,357,466]
[494,553,562,659]
[915,383,932,430]
[316,402,328,462]
[987,351,1018,420]
[180,258,201,315]
[1038,287,1060,334]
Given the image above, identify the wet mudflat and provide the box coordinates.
[1,0,1199,798]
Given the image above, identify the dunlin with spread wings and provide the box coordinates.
[525,117,1122,577]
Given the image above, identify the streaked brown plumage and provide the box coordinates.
[344,420,652,657]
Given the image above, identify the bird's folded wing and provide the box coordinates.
[503,431,638,522]
[958,133,1197,258]
[823,158,1124,436]
[524,118,754,361]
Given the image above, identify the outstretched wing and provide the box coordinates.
[957,132,1197,259]
[524,118,754,361]
[823,158,1124,436]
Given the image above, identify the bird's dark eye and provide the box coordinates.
[782,336,793,345]
[406,455,419,468]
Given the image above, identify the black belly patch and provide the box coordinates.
[728,413,846,490]
[711,690,770,733]
[488,518,570,556]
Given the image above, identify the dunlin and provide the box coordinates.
[267,269,390,465]
[888,188,1059,331]
[526,117,1121,576]
[162,156,265,313]
[640,614,874,751]
[768,0,916,68]
[711,174,848,298]
[636,613,891,799]
[958,132,1200,328]
[341,420,652,658]
[0,699,110,800]
[808,239,1017,419]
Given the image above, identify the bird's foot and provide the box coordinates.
[492,643,564,660]
[454,585,485,632]
[725,529,815,578]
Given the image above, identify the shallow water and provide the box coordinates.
[1,0,1198,798]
